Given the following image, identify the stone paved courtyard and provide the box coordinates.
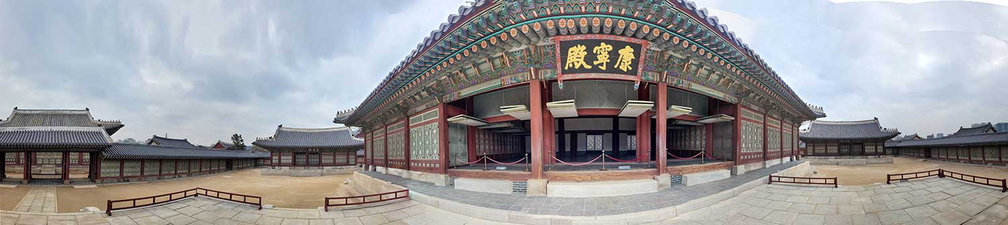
[0,197,512,225]
[663,178,1008,225]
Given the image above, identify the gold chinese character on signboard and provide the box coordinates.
[592,42,613,70]
[564,44,591,70]
[615,45,635,72]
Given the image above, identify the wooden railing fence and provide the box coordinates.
[323,189,409,212]
[106,187,261,216]
[768,175,838,188]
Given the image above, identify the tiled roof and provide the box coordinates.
[951,123,995,137]
[148,135,199,149]
[0,108,123,135]
[253,126,364,150]
[799,119,900,141]
[0,127,113,148]
[213,140,236,149]
[887,132,1008,148]
[104,143,269,160]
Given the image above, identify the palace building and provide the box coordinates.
[252,126,363,168]
[1,108,268,184]
[334,0,825,195]
[887,123,1007,166]
[798,119,900,164]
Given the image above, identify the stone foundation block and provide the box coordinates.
[547,179,657,197]
[526,179,548,196]
[683,169,731,186]
[454,178,513,194]
[656,174,671,190]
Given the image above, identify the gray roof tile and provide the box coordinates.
[799,119,900,141]
[0,127,112,148]
[104,143,269,159]
[253,126,363,150]
[148,135,199,149]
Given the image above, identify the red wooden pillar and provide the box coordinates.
[656,83,668,174]
[465,97,478,162]
[544,81,556,164]
[437,103,450,174]
[637,86,651,162]
[705,124,714,159]
[61,151,70,183]
[404,118,412,170]
[384,124,391,169]
[22,152,30,183]
[93,152,101,181]
[118,160,124,179]
[529,80,546,179]
[982,147,986,164]
[733,105,742,163]
[139,160,145,179]
[761,113,768,161]
[174,160,179,176]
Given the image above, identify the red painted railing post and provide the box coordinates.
[106,200,112,216]
[767,175,773,184]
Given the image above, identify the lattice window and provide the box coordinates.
[627,135,636,150]
[410,123,440,160]
[586,134,603,151]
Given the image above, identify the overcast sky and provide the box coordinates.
[0,0,1004,144]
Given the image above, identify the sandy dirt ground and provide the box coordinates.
[812,157,1008,185]
[0,186,31,211]
[1,169,358,212]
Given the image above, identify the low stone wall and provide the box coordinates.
[805,156,893,165]
[772,161,813,177]
[259,166,359,177]
[454,178,513,194]
[349,171,405,195]
[682,170,731,186]
[373,166,449,186]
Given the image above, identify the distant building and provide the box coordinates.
[253,125,364,168]
[927,134,934,139]
[936,133,944,138]
[887,123,1007,166]
[146,135,199,149]
[211,140,235,150]
[799,118,900,157]
[995,122,1008,133]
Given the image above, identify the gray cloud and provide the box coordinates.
[0,0,467,145]
[1,0,1002,145]
[697,0,1008,136]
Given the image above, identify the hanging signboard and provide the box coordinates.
[554,34,649,89]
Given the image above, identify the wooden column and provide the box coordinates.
[403,118,411,171]
[61,151,70,183]
[612,118,620,157]
[705,124,714,159]
[656,83,668,173]
[558,118,566,157]
[383,124,390,169]
[118,160,124,179]
[733,105,742,163]
[762,113,768,161]
[529,80,546,179]
[93,152,101,181]
[139,160,145,179]
[636,86,652,162]
[437,103,450,174]
[158,160,163,178]
[23,152,30,183]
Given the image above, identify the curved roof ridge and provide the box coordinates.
[278,126,348,132]
[811,119,879,125]
[152,135,188,141]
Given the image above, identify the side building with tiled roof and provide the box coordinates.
[799,118,900,157]
[253,125,364,168]
[0,108,268,184]
[887,123,1007,166]
[147,135,199,149]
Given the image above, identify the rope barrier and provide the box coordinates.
[604,154,646,163]
[485,157,527,165]
[704,151,722,160]
[455,156,485,165]
[667,151,704,160]
[551,154,602,166]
